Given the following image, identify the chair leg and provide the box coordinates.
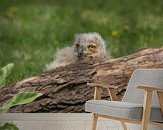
[121,121,127,130]
[91,113,98,130]
[141,90,152,130]
[157,91,163,114]
[108,88,127,129]
[141,123,148,130]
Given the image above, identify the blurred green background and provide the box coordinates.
[0,0,163,84]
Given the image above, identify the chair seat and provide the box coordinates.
[85,100,163,123]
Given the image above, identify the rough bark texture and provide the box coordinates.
[0,47,163,112]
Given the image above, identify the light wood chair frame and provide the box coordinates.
[87,83,163,130]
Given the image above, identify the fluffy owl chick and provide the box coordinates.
[74,32,108,60]
[45,32,109,70]
[45,47,77,70]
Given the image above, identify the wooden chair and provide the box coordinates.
[85,69,163,130]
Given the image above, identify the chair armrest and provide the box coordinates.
[87,83,118,89]
[87,83,119,101]
[136,86,163,92]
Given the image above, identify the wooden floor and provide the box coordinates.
[0,113,140,130]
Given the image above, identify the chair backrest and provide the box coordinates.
[122,68,163,107]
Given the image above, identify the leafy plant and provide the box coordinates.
[0,64,43,130]
[0,92,43,113]
[0,123,19,130]
[0,63,14,88]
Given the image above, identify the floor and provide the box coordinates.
[0,113,140,130]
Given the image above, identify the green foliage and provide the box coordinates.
[0,92,43,113]
[0,0,163,83]
[0,64,43,130]
[0,64,43,114]
[0,123,19,130]
[0,63,14,88]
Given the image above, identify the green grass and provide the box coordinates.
[0,0,163,83]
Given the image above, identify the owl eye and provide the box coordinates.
[88,44,96,50]
[75,43,80,48]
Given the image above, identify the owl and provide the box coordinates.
[45,32,109,70]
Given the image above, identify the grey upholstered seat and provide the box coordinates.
[85,69,163,123]
[85,100,163,122]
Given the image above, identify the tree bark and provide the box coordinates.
[0,47,163,112]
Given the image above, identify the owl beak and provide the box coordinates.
[78,48,84,57]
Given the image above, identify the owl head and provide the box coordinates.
[73,32,108,61]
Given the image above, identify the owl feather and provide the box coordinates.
[45,32,110,70]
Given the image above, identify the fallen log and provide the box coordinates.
[0,47,163,112]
